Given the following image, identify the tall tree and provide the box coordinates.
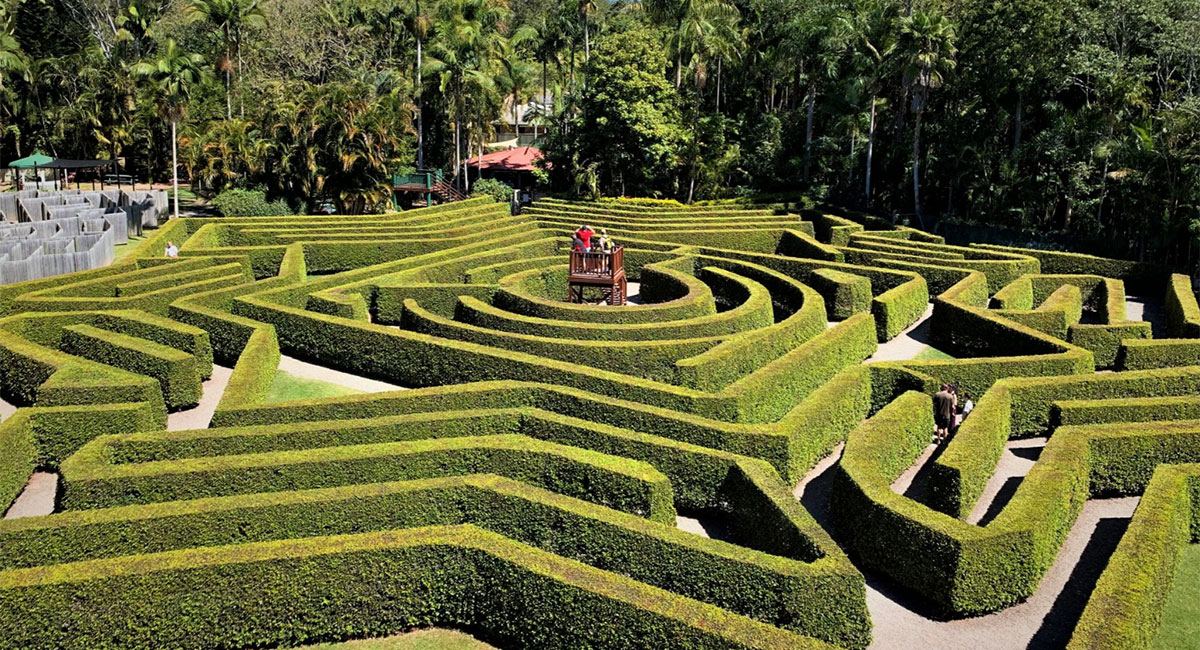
[132,39,208,218]
[898,8,956,220]
[186,0,266,120]
[849,0,898,203]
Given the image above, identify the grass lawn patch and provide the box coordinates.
[1153,543,1200,650]
[913,345,955,361]
[265,369,364,402]
[111,235,149,264]
[300,629,497,650]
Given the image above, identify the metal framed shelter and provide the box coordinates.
[8,152,117,191]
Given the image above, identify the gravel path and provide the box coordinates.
[866,303,936,362]
[279,355,407,393]
[0,395,15,422]
[167,365,233,431]
[1126,294,1167,337]
[4,472,57,518]
[968,438,1047,526]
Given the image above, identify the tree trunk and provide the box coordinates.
[1012,92,1023,153]
[454,116,462,190]
[676,56,682,89]
[912,108,923,221]
[865,96,876,202]
[583,13,590,89]
[803,81,815,182]
[848,130,856,187]
[225,40,232,121]
[463,124,471,192]
[417,36,424,169]
[716,59,722,113]
[171,117,180,219]
[238,48,244,118]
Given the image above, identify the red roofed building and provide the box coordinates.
[464,146,545,195]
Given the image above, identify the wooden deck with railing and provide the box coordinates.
[567,246,626,305]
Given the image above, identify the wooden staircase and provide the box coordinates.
[432,178,466,203]
[393,169,467,206]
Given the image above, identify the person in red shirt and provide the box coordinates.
[576,225,594,252]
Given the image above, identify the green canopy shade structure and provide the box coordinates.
[7,152,53,168]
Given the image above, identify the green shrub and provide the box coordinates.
[470,178,514,204]
[212,188,293,217]
[62,433,676,522]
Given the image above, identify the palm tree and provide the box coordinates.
[898,9,956,220]
[132,39,208,218]
[408,0,431,169]
[0,15,26,167]
[578,0,600,87]
[0,26,27,92]
[786,5,851,183]
[186,0,266,120]
[425,0,508,191]
[496,26,538,141]
[850,0,898,203]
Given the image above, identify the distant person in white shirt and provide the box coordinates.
[165,241,179,258]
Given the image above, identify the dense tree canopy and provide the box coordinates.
[0,0,1197,265]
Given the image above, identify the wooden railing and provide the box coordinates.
[569,246,623,280]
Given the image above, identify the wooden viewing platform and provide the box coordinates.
[568,246,626,305]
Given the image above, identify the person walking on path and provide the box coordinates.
[933,384,956,444]
[165,241,179,258]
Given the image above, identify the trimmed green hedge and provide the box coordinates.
[1068,464,1198,650]
[0,474,861,645]
[1165,273,1200,338]
[808,268,872,320]
[1119,338,1200,370]
[60,324,202,410]
[831,383,1200,616]
[0,525,843,650]
[927,367,1200,520]
[971,243,1167,294]
[1053,395,1200,427]
[62,433,676,522]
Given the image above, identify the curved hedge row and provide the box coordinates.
[1,197,1196,649]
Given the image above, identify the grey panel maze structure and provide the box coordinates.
[0,188,168,285]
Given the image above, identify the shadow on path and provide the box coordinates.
[1027,517,1131,649]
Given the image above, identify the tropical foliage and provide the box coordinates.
[0,0,1197,263]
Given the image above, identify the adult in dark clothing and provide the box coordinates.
[933,384,956,444]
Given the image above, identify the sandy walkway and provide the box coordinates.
[0,395,16,422]
[626,281,643,305]
[167,365,233,431]
[279,355,407,393]
[4,472,57,518]
[866,303,937,362]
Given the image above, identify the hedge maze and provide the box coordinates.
[0,196,1197,649]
